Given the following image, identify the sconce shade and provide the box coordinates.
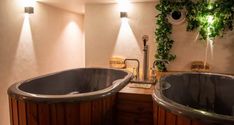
[120,12,128,18]
[25,7,34,14]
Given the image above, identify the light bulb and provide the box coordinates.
[207,15,214,24]
[23,0,36,7]
[118,0,131,12]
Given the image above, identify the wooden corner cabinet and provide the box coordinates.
[115,84,154,125]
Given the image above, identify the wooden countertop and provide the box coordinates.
[118,71,190,95]
[119,83,154,95]
[118,71,180,95]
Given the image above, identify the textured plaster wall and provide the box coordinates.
[85,2,156,74]
[169,22,234,73]
[0,1,84,125]
[85,2,234,74]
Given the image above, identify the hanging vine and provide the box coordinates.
[155,0,234,72]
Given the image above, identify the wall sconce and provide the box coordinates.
[25,7,34,14]
[120,12,128,18]
[118,0,130,22]
[23,0,36,14]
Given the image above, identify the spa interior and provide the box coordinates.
[1,0,234,125]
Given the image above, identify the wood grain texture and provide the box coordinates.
[9,95,115,125]
[50,104,58,125]
[177,115,191,125]
[153,103,210,125]
[65,103,80,125]
[153,102,158,125]
[27,102,38,125]
[18,100,27,125]
[38,104,50,125]
[116,86,153,125]
[158,106,166,125]
[9,98,13,125]
[165,111,176,125]
[92,99,103,125]
[12,99,19,125]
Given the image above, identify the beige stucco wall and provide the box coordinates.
[170,21,234,73]
[85,2,234,74]
[0,1,84,125]
[85,2,156,75]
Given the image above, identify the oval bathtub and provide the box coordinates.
[153,73,234,125]
[8,68,132,125]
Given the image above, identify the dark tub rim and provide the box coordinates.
[153,72,234,124]
[8,68,132,103]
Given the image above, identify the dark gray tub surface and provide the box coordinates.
[153,72,234,124]
[8,68,132,102]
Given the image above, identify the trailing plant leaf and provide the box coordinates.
[155,0,234,71]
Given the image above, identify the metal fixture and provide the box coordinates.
[120,12,128,18]
[142,35,149,81]
[124,59,140,80]
[123,35,156,84]
[25,7,34,14]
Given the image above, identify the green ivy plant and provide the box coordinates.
[155,0,234,72]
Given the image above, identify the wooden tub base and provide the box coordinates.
[9,96,115,125]
[153,102,210,125]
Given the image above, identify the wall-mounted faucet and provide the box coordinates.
[123,35,156,84]
[124,59,140,80]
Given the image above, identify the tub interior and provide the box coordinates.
[161,73,234,116]
[19,69,127,95]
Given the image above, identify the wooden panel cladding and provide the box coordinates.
[116,92,153,125]
[9,95,115,125]
[153,101,208,125]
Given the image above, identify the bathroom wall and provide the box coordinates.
[0,1,84,125]
[85,1,234,74]
[85,2,156,75]
[170,23,234,73]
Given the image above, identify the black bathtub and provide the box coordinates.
[153,72,234,125]
[8,68,132,125]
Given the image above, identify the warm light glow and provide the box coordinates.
[207,15,214,24]
[13,14,38,79]
[118,0,131,12]
[207,3,213,10]
[121,17,129,23]
[113,19,142,77]
[57,20,84,66]
[204,38,214,68]
[198,14,218,38]
[23,0,36,7]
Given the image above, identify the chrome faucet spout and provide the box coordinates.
[124,59,140,80]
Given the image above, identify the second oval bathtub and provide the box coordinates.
[153,73,234,125]
[8,68,132,125]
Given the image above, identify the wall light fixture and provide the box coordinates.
[24,0,36,14]
[120,12,128,18]
[25,7,34,14]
